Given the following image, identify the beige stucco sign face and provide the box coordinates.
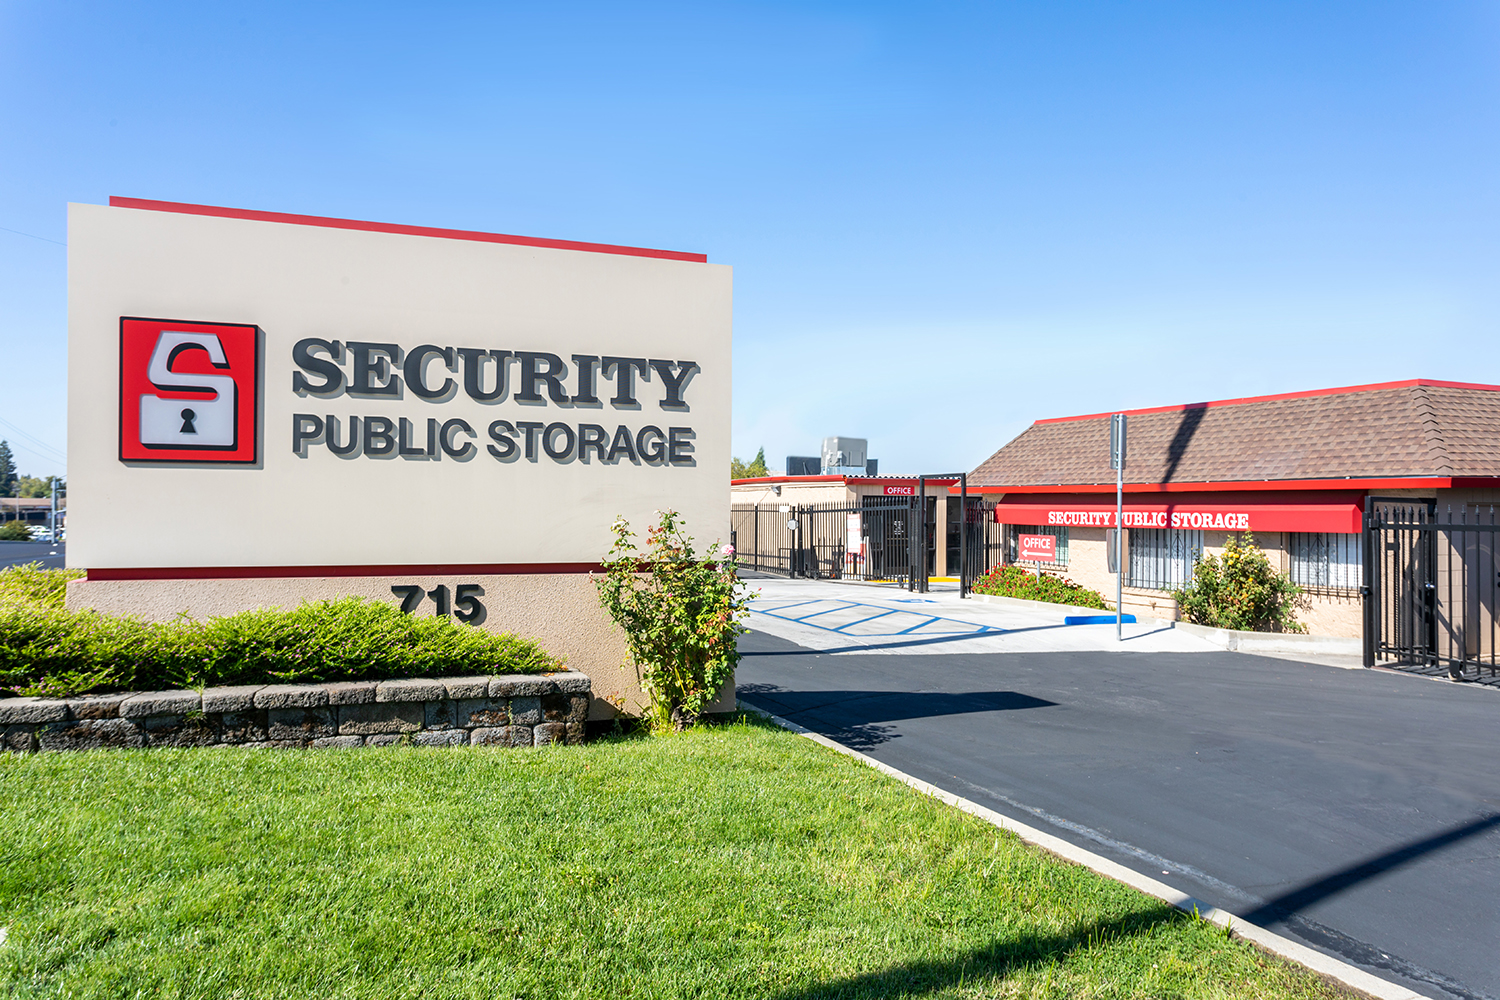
[67,202,732,571]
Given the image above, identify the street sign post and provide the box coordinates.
[1109,413,1127,640]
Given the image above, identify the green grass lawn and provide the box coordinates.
[0,717,1345,999]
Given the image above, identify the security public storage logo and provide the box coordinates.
[119,317,260,463]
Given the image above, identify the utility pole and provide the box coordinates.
[1110,414,1127,641]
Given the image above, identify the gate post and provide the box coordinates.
[753,504,760,574]
[959,473,969,599]
[794,505,805,579]
[906,495,917,592]
[1361,496,1376,668]
[918,476,928,594]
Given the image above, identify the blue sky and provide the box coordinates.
[2,1,1498,480]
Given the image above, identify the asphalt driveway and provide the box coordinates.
[0,541,65,570]
[737,622,1500,1000]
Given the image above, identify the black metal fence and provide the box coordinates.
[1363,498,1499,679]
[730,498,923,583]
[963,499,1007,583]
[731,497,1008,590]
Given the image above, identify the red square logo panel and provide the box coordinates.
[119,317,260,463]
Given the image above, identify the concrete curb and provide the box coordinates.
[967,591,1166,623]
[967,592,1364,656]
[1171,620,1362,656]
[742,699,1432,1000]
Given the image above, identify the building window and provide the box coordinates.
[1126,528,1203,590]
[1005,524,1069,568]
[1289,532,1362,591]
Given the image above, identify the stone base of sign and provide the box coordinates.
[66,573,735,721]
[0,673,592,753]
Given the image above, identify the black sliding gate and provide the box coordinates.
[730,494,1006,593]
[1363,497,1500,679]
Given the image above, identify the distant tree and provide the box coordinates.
[0,441,15,497]
[730,447,769,480]
[17,475,52,499]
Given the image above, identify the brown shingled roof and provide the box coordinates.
[970,380,1500,488]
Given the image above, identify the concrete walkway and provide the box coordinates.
[740,576,1223,656]
[737,579,1500,1000]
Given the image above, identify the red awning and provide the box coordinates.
[993,501,1361,534]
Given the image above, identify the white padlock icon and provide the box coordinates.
[139,331,238,448]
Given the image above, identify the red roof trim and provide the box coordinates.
[86,563,600,581]
[732,475,959,487]
[960,476,1500,495]
[732,475,845,485]
[107,197,709,263]
[1034,379,1500,426]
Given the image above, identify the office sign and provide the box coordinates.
[1017,534,1056,562]
[884,485,915,496]
[68,199,732,572]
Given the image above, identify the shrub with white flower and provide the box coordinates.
[594,510,751,730]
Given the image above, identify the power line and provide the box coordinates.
[0,225,66,247]
[0,416,66,463]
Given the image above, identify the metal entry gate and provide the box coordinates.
[1363,497,1500,679]
[731,498,925,585]
[731,496,1007,591]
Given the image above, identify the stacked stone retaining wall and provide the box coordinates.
[0,672,590,753]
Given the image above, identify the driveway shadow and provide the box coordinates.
[740,684,1057,749]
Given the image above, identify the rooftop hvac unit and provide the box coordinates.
[822,436,868,476]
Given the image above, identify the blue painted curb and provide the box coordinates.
[1064,614,1137,625]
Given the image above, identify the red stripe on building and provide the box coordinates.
[962,477,1497,495]
[107,197,709,263]
[87,563,602,581]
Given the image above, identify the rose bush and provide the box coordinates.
[594,510,751,731]
[971,565,1109,609]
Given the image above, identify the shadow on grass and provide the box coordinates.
[766,905,1194,1000]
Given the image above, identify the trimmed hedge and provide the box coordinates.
[0,563,560,697]
[971,565,1109,609]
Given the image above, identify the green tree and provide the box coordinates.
[0,441,16,497]
[16,475,52,499]
[730,446,769,480]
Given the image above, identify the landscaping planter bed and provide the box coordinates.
[0,672,590,752]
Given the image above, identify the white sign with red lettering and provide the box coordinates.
[1018,534,1056,562]
[1042,509,1250,530]
[846,513,864,572]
